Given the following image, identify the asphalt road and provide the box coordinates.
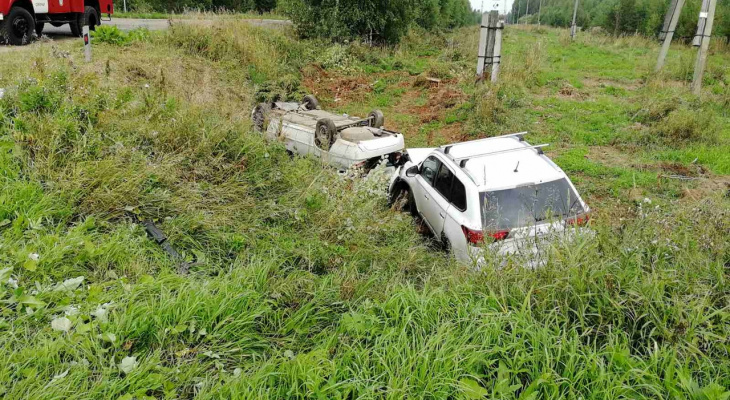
[0,18,290,52]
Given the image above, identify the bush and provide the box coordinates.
[279,0,477,44]
[653,108,718,143]
[92,26,150,46]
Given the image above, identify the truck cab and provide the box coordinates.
[0,0,113,45]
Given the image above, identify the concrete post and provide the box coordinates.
[83,25,91,62]
[691,0,717,95]
[570,0,579,40]
[491,22,504,83]
[655,0,685,72]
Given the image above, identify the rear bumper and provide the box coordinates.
[465,228,595,268]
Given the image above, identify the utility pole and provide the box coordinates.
[692,0,711,46]
[491,22,504,83]
[570,0,580,40]
[538,0,543,25]
[691,0,717,94]
[655,0,685,72]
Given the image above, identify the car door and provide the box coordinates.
[413,156,451,237]
[426,163,457,239]
[412,156,440,226]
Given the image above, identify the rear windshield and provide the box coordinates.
[480,178,584,230]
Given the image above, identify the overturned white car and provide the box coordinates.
[251,95,405,172]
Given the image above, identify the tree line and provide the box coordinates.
[509,0,730,42]
[279,0,479,43]
[124,0,479,43]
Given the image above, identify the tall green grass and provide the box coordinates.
[0,22,728,399]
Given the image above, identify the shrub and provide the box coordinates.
[279,0,477,44]
[92,26,151,46]
[653,108,718,143]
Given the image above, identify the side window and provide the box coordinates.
[451,177,467,211]
[420,156,441,186]
[434,164,454,202]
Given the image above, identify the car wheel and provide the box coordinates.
[390,184,417,217]
[302,95,319,110]
[1,7,35,46]
[315,118,337,151]
[368,109,385,128]
[251,103,271,133]
[440,233,453,256]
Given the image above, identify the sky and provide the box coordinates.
[470,0,515,14]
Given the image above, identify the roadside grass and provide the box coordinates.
[113,11,287,20]
[0,21,728,399]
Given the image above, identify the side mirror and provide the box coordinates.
[405,165,419,177]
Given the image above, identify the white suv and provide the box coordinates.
[388,133,591,265]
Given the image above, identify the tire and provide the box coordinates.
[70,6,99,37]
[251,103,271,133]
[1,7,35,46]
[35,22,44,36]
[315,118,337,151]
[368,109,385,128]
[440,233,453,256]
[302,95,319,110]
[389,183,418,217]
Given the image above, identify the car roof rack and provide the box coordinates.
[450,143,549,167]
[441,131,527,155]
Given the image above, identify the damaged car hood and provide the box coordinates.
[405,148,437,165]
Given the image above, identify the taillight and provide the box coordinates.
[567,213,590,226]
[489,230,510,241]
[461,226,484,244]
[461,226,510,244]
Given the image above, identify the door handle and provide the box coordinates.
[424,194,429,200]
[439,212,445,218]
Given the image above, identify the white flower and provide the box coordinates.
[643,197,652,204]
[28,253,40,261]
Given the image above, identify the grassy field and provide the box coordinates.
[0,22,729,399]
[112,11,288,20]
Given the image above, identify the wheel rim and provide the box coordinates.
[12,16,30,38]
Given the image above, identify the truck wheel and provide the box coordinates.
[1,7,35,46]
[302,95,319,110]
[70,6,99,37]
[315,118,337,151]
[35,22,44,35]
[251,103,271,133]
[368,109,385,128]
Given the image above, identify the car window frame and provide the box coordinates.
[449,175,467,212]
[419,156,442,187]
[433,163,455,203]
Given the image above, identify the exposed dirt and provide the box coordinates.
[301,67,374,104]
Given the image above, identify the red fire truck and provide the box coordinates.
[0,0,113,45]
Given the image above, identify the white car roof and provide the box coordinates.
[443,137,565,191]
